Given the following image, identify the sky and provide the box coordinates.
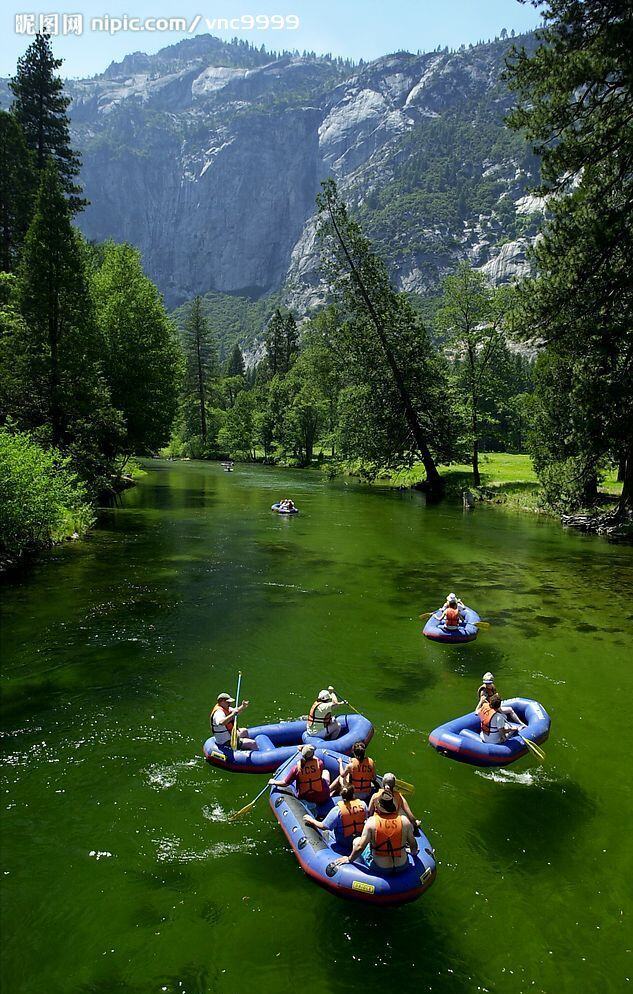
[2,0,543,77]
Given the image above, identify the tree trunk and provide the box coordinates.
[471,403,480,487]
[327,203,443,496]
[617,440,633,515]
[49,285,61,445]
[195,333,206,440]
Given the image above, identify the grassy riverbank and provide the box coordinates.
[343,453,623,515]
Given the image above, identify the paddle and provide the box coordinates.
[474,621,491,629]
[519,735,546,761]
[230,670,242,751]
[229,750,300,821]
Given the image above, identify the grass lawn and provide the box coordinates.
[369,452,622,511]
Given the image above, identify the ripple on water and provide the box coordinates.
[144,758,198,790]
[153,835,256,862]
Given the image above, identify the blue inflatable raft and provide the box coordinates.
[423,605,480,643]
[428,697,551,767]
[269,751,436,906]
[203,713,374,773]
[271,502,298,514]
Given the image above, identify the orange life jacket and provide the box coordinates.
[349,757,375,794]
[445,607,461,628]
[479,701,498,736]
[211,703,234,734]
[373,813,406,864]
[308,700,331,727]
[296,757,325,796]
[337,799,367,837]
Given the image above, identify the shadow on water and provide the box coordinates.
[318,897,479,994]
[375,655,439,701]
[75,964,221,994]
[473,776,595,869]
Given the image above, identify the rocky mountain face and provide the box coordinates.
[1,33,542,311]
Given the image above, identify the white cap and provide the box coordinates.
[482,672,494,684]
[300,744,316,758]
[317,689,331,702]
[217,692,235,703]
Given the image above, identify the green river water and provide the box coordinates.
[1,460,632,994]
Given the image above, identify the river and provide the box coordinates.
[1,460,632,994]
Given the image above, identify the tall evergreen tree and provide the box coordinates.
[12,162,119,486]
[226,341,245,378]
[0,111,35,272]
[283,313,299,372]
[506,0,633,516]
[10,33,86,213]
[181,296,218,441]
[91,242,180,455]
[265,309,286,376]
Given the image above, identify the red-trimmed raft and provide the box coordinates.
[203,714,374,773]
[269,751,436,906]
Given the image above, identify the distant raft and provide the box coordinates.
[269,751,436,906]
[203,713,374,773]
[271,502,299,514]
[428,697,551,767]
[423,605,480,643]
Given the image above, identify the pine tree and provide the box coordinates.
[10,33,86,213]
[284,313,299,372]
[265,309,286,376]
[506,0,633,516]
[181,295,218,441]
[12,162,119,486]
[226,341,245,378]
[0,111,35,272]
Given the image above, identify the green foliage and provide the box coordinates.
[226,342,245,377]
[171,289,281,360]
[10,163,121,491]
[91,242,180,455]
[0,427,93,562]
[0,111,35,272]
[505,0,633,513]
[264,309,299,377]
[316,179,455,488]
[10,32,85,212]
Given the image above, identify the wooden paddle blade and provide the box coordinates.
[229,802,254,821]
[419,612,433,619]
[522,737,546,760]
[395,779,415,794]
[474,621,491,629]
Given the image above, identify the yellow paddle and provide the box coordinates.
[230,670,242,751]
[229,750,300,821]
[474,621,491,629]
[519,735,546,761]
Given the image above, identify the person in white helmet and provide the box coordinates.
[476,673,524,726]
[435,592,466,629]
[305,687,346,740]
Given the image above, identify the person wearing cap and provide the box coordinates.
[335,792,418,872]
[210,692,256,751]
[368,774,419,829]
[476,673,524,726]
[269,744,332,809]
[305,686,346,740]
[303,785,368,855]
[435,592,466,630]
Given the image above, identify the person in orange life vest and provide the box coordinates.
[269,744,331,805]
[368,773,419,829]
[435,592,465,630]
[335,792,418,872]
[210,692,257,750]
[332,740,379,802]
[305,687,346,740]
[479,693,521,744]
[303,785,368,855]
[476,672,525,727]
